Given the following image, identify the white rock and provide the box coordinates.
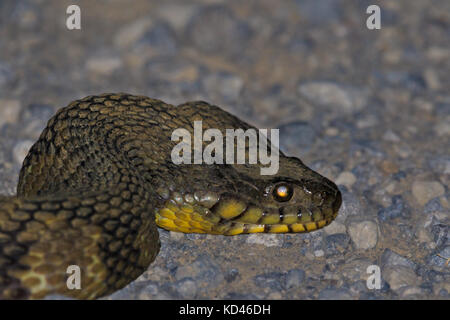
[347,220,378,249]
[383,266,419,291]
[335,171,356,188]
[86,56,122,75]
[246,234,283,247]
[0,99,21,128]
[314,249,324,257]
[298,81,368,113]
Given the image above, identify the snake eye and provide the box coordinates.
[272,183,293,202]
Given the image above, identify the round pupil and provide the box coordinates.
[277,186,289,197]
[273,184,292,202]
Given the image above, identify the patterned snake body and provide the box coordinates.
[0,93,341,299]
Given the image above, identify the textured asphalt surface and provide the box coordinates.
[0,0,449,299]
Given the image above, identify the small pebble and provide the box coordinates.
[348,220,379,249]
[381,249,416,269]
[246,234,283,247]
[335,171,356,188]
[298,81,368,114]
[86,56,122,75]
[253,272,285,291]
[175,278,197,299]
[314,249,324,257]
[0,99,22,128]
[285,269,305,289]
[412,181,445,206]
[169,231,185,241]
[318,288,352,300]
[383,266,419,291]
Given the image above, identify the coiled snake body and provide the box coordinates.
[0,93,341,299]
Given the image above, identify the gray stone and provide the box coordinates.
[431,224,449,249]
[157,3,196,32]
[253,272,285,291]
[427,246,450,267]
[318,288,352,300]
[348,220,379,249]
[0,99,21,128]
[224,292,260,300]
[175,255,224,288]
[324,233,350,256]
[412,180,445,206]
[169,231,185,241]
[298,81,368,114]
[86,55,122,76]
[175,277,197,299]
[381,249,416,269]
[294,0,342,24]
[383,266,420,291]
[378,195,410,222]
[246,233,284,247]
[224,268,239,283]
[138,21,178,56]
[424,198,445,214]
[114,18,153,48]
[338,187,364,219]
[0,63,14,87]
[398,286,425,298]
[285,269,305,289]
[376,71,426,92]
[202,72,244,103]
[314,249,324,257]
[335,171,357,188]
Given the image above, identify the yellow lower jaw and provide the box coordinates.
[155,204,335,236]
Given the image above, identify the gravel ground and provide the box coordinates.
[0,0,449,300]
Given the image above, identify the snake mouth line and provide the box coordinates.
[155,189,342,236]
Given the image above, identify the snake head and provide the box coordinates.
[205,155,341,234]
[155,155,341,235]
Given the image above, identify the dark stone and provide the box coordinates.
[224,268,239,283]
[430,223,449,249]
[381,249,416,269]
[223,292,259,300]
[0,63,14,87]
[294,0,342,25]
[378,195,410,222]
[318,287,352,300]
[285,269,305,289]
[424,198,445,214]
[427,246,450,267]
[138,21,178,55]
[375,71,426,92]
[253,272,286,291]
[325,233,351,257]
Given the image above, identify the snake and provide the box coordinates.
[0,93,341,299]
